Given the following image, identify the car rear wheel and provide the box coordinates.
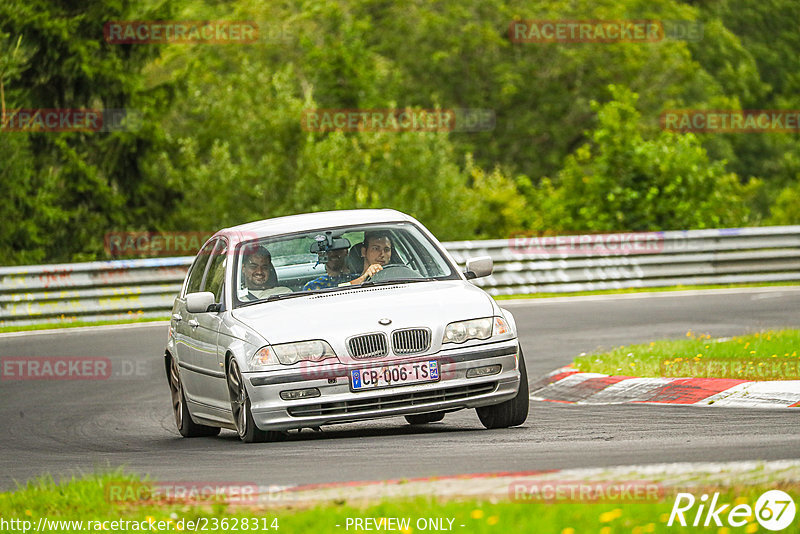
[405,411,446,425]
[226,357,284,443]
[476,348,529,429]
[168,357,220,437]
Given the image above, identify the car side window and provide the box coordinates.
[184,240,216,296]
[203,240,228,302]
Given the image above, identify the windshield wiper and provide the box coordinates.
[361,277,436,286]
[265,285,356,301]
[265,292,313,302]
[233,292,307,306]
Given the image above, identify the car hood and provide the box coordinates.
[230,280,495,351]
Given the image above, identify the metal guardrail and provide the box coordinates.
[2,226,799,327]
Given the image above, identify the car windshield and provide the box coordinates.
[233,222,458,307]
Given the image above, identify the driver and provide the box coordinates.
[348,230,392,285]
[241,246,292,300]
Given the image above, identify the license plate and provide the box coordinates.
[350,360,439,391]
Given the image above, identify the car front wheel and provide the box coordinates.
[226,357,284,443]
[168,357,220,438]
[476,348,529,429]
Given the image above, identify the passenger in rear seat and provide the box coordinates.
[302,246,359,290]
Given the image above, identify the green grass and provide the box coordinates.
[2,471,798,533]
[494,280,800,300]
[0,316,169,334]
[573,329,800,380]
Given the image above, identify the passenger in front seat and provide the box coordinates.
[241,246,292,300]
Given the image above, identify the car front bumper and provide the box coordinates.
[245,340,521,431]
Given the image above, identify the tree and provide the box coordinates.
[0,0,178,263]
[531,85,758,232]
[767,182,800,225]
[693,0,800,214]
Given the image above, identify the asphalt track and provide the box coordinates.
[1,287,798,491]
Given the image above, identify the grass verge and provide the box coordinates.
[494,281,800,300]
[573,329,800,380]
[1,471,797,534]
[0,317,169,334]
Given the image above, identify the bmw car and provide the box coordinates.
[164,209,528,442]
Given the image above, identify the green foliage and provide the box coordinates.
[144,3,524,240]
[296,130,474,240]
[463,156,529,240]
[531,86,759,232]
[0,29,63,265]
[2,0,800,265]
[767,182,800,225]
[0,134,67,265]
[325,0,732,182]
[692,0,800,208]
[0,0,178,264]
[699,0,800,104]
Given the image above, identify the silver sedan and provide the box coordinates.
[165,209,528,442]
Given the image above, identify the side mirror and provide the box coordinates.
[464,256,493,280]
[186,291,217,313]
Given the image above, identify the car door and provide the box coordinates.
[183,238,229,410]
[173,239,216,400]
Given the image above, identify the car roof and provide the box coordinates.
[215,209,416,242]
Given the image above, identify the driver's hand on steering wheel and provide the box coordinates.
[350,263,383,285]
[364,263,383,278]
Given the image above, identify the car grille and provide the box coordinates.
[348,333,388,359]
[392,328,431,355]
[287,382,497,417]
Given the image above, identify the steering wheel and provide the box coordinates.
[368,264,422,282]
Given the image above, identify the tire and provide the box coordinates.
[168,356,220,438]
[405,411,445,425]
[226,357,284,443]
[476,348,529,429]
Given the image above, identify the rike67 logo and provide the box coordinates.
[668,490,796,531]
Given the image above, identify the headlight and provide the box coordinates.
[443,318,493,344]
[249,340,336,368]
[443,316,511,344]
